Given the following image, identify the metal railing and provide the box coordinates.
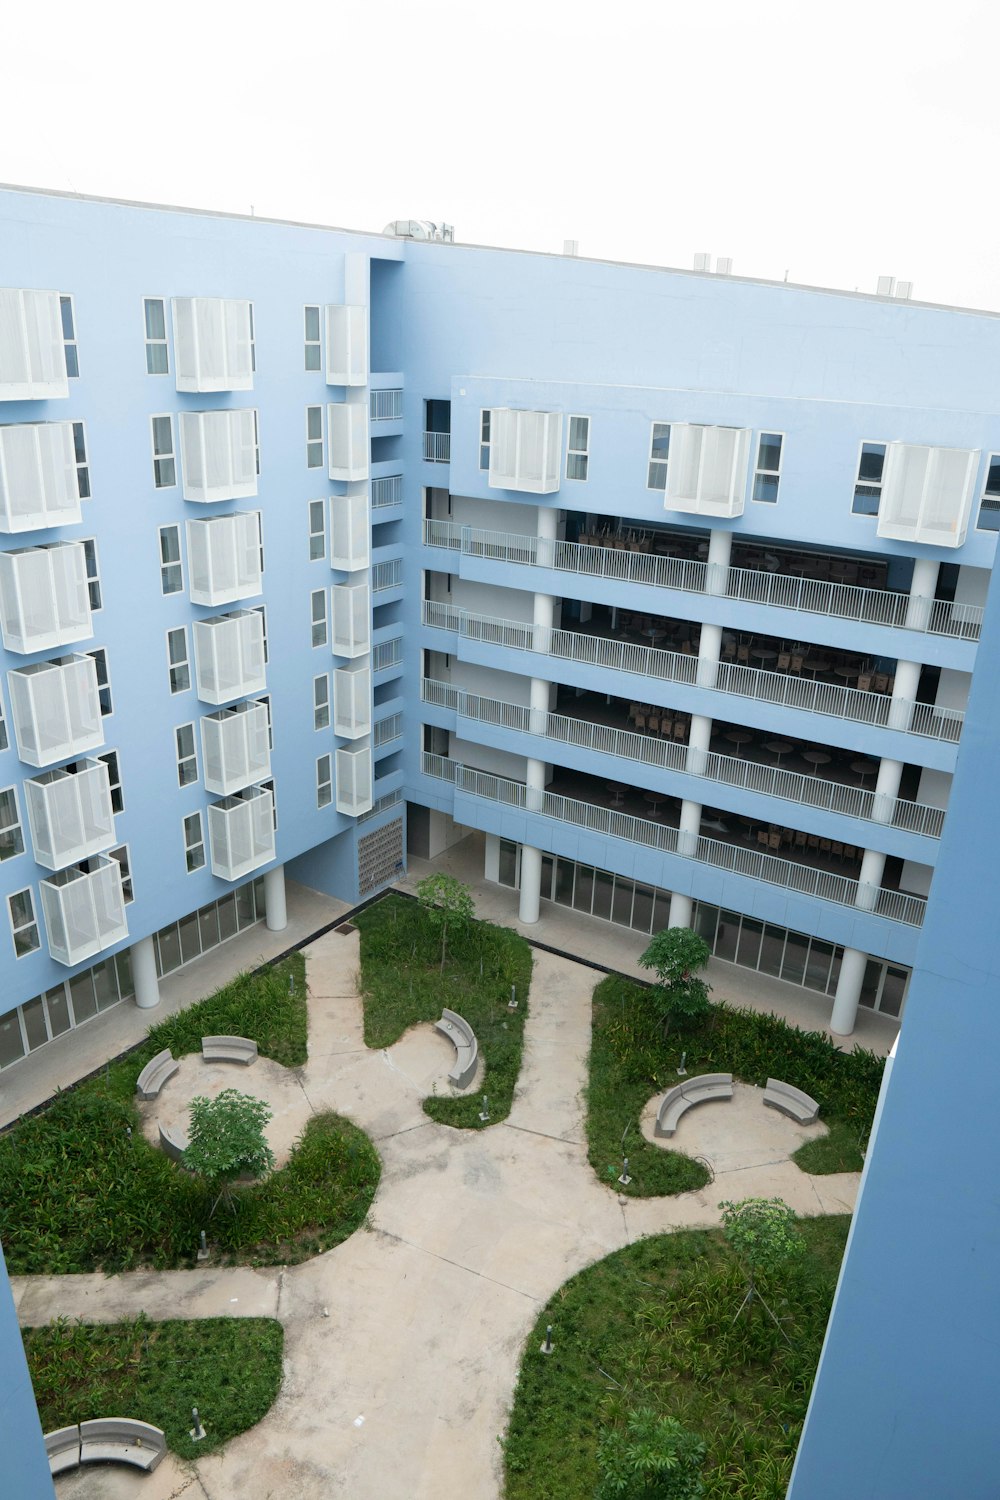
[371,474,403,509]
[372,637,404,672]
[373,712,403,747]
[422,519,983,641]
[357,787,403,823]
[423,432,451,463]
[371,558,402,592]
[421,752,926,927]
[420,677,945,838]
[421,600,965,744]
[370,389,403,422]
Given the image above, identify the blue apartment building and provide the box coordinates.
[1,184,998,1490]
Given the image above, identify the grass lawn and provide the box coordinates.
[24,1314,283,1461]
[0,955,380,1273]
[503,1216,850,1500]
[355,893,532,1128]
[587,976,882,1196]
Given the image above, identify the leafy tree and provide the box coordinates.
[596,1407,706,1499]
[638,928,712,1037]
[184,1089,275,1217]
[416,872,475,971]
[719,1196,805,1328]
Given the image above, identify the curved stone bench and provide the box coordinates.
[159,1122,189,1163]
[80,1418,166,1471]
[434,1008,478,1089]
[136,1049,178,1101]
[763,1077,819,1124]
[202,1034,258,1065]
[45,1424,81,1476]
[655,1073,733,1137]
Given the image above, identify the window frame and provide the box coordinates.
[60,295,80,378]
[852,440,887,516]
[308,498,326,561]
[311,588,328,648]
[81,537,102,610]
[143,297,170,375]
[175,722,198,787]
[976,452,1000,533]
[150,414,177,489]
[158,523,183,595]
[752,431,784,504]
[647,422,670,490]
[183,812,205,873]
[566,415,590,481]
[109,843,134,903]
[72,421,90,499]
[306,405,323,469]
[8,887,40,958]
[87,647,112,716]
[0,785,25,862]
[165,627,191,695]
[304,305,322,371]
[0,682,7,752]
[98,749,123,814]
[313,672,330,730]
[316,754,332,808]
[257,693,273,750]
[479,409,491,471]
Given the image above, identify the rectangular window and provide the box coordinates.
[72,421,90,499]
[249,304,256,374]
[752,432,783,503]
[8,888,40,957]
[151,415,176,488]
[109,844,134,903]
[260,777,277,830]
[258,692,274,750]
[159,524,183,594]
[81,538,102,610]
[317,753,332,808]
[253,409,261,476]
[305,306,321,371]
[566,415,590,481]
[143,298,169,374]
[175,723,198,786]
[0,786,25,861]
[977,454,1000,532]
[166,627,190,694]
[311,588,328,647]
[60,296,80,378]
[853,441,886,515]
[252,603,269,665]
[479,409,491,470]
[313,673,330,729]
[647,422,670,490]
[99,749,123,813]
[306,405,323,468]
[87,648,112,715]
[309,499,326,560]
[0,685,7,752]
[183,812,205,872]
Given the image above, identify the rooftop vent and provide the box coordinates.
[563,239,579,256]
[383,220,454,243]
[693,253,732,275]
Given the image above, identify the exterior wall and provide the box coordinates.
[0,1244,51,1498]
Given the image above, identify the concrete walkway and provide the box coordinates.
[15,931,861,1500]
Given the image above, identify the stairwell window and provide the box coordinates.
[976,455,1000,532]
[143,298,169,374]
[479,410,491,470]
[306,406,323,468]
[60,297,79,378]
[853,442,886,515]
[183,812,205,872]
[159,524,183,594]
[151,416,176,488]
[73,422,90,499]
[317,754,332,808]
[752,432,783,503]
[305,306,322,371]
[566,416,590,481]
[166,627,190,694]
[175,723,198,786]
[8,888,40,957]
[647,423,670,490]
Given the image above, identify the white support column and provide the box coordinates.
[830,946,869,1036]
[887,656,922,732]
[905,558,940,631]
[519,844,542,924]
[131,935,160,1011]
[871,756,904,824]
[706,528,733,596]
[668,891,693,928]
[264,864,287,932]
[687,712,713,776]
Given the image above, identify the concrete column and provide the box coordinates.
[528,675,550,737]
[888,656,922,732]
[519,844,542,924]
[706,528,733,596]
[264,864,287,932]
[871,756,904,825]
[668,892,693,928]
[131,935,160,1010]
[829,945,869,1036]
[696,621,723,689]
[687,712,713,776]
[905,557,940,631]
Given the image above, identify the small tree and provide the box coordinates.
[416,872,475,971]
[184,1088,275,1217]
[596,1407,706,1499]
[638,928,712,1038]
[719,1195,804,1332]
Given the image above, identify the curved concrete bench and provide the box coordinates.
[136,1049,178,1101]
[80,1417,166,1471]
[763,1077,819,1124]
[45,1424,81,1476]
[434,1008,478,1089]
[159,1122,189,1163]
[655,1073,733,1137]
[202,1034,258,1065]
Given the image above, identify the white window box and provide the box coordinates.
[0,289,68,401]
[488,409,563,493]
[325,305,368,386]
[331,581,370,658]
[40,853,128,966]
[25,758,115,870]
[172,297,254,392]
[193,609,267,705]
[201,700,271,795]
[179,409,258,502]
[8,654,103,767]
[329,488,369,571]
[187,511,262,605]
[877,443,979,548]
[334,662,371,739]
[208,784,275,880]
[336,742,373,816]
[0,542,92,653]
[665,424,750,517]
[328,403,368,482]
[0,421,81,533]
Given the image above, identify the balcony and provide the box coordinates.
[24,759,116,869]
[372,636,403,674]
[193,609,267,705]
[422,753,927,928]
[0,421,81,533]
[422,600,965,745]
[325,305,367,386]
[8,654,103,767]
[201,700,271,795]
[371,557,402,593]
[179,409,258,503]
[328,403,368,482]
[172,297,254,392]
[423,519,983,641]
[0,289,68,401]
[0,542,92,653]
[371,474,403,510]
[334,662,371,739]
[336,743,373,816]
[370,389,403,422]
[329,490,369,571]
[488,409,562,493]
[208,784,275,881]
[877,443,978,548]
[187,511,262,605]
[423,432,451,463]
[40,854,129,966]
[331,580,371,658]
[663,424,751,518]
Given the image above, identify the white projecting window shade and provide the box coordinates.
[877,443,979,547]
[664,424,750,517]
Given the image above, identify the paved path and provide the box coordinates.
[17,933,860,1500]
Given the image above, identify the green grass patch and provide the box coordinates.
[0,955,380,1273]
[24,1314,282,1461]
[588,976,883,1196]
[355,894,532,1128]
[503,1217,850,1500]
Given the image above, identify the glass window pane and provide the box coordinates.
[64,346,80,378]
[736,917,763,969]
[179,911,201,964]
[199,903,221,951]
[22,996,48,1050]
[540,855,554,901]
[217,893,238,941]
[305,306,320,341]
[693,902,719,948]
[652,890,673,932]
[880,966,908,1018]
[92,959,119,1011]
[715,910,740,962]
[752,474,779,502]
[757,433,782,471]
[858,443,885,483]
[651,424,670,460]
[0,1011,25,1068]
[114,948,133,999]
[781,929,809,986]
[45,986,72,1036]
[69,971,98,1023]
[236,883,256,928]
[592,868,614,921]
[554,858,575,906]
[157,923,182,974]
[147,343,169,375]
[145,299,166,339]
[307,407,322,440]
[631,883,655,934]
[60,297,75,339]
[759,924,786,977]
[612,876,634,927]
[574,865,595,913]
[804,939,834,992]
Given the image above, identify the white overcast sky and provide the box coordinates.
[3,0,999,311]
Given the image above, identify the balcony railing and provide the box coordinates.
[421,752,926,928]
[422,520,983,641]
[371,474,403,509]
[371,557,402,593]
[420,678,945,839]
[421,600,965,745]
[372,637,404,673]
[357,787,403,823]
[373,711,403,747]
[370,388,403,422]
[423,432,451,463]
